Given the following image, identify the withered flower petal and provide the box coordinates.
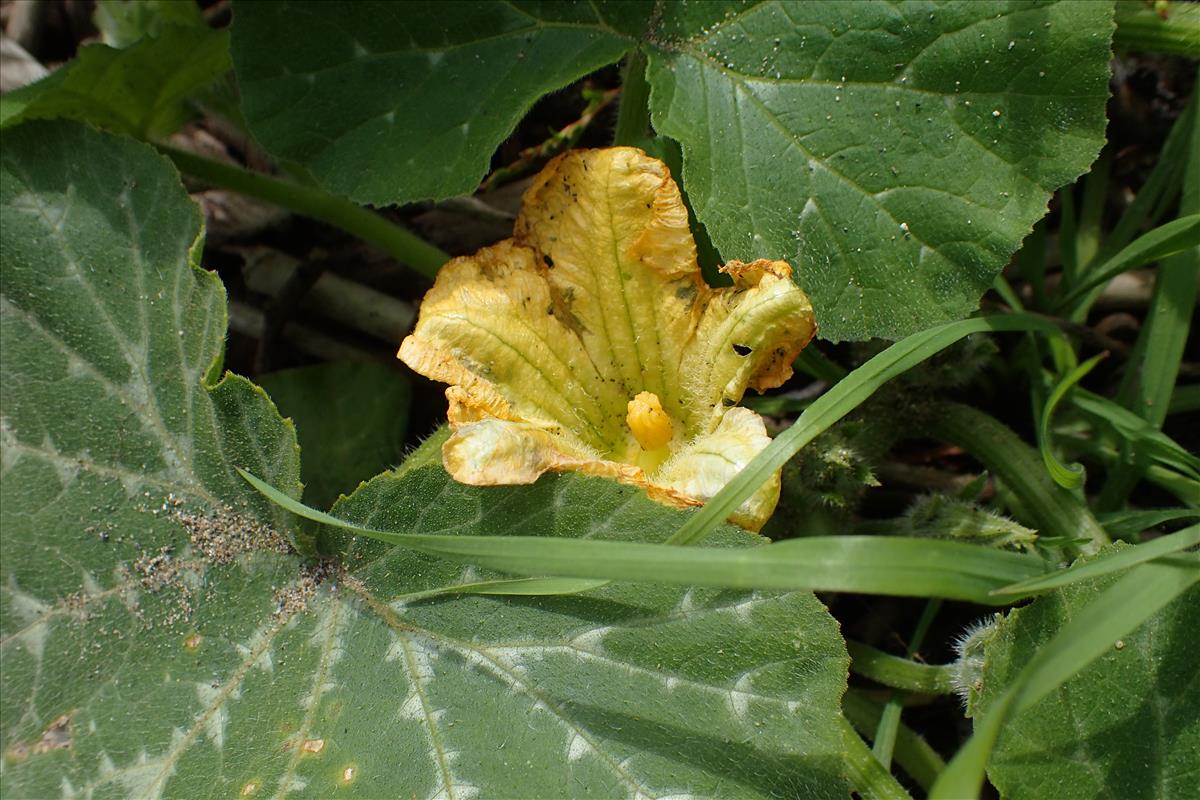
[399,148,815,530]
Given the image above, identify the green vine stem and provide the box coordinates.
[848,641,958,695]
[843,690,947,793]
[613,49,652,146]
[872,599,942,768]
[919,401,1109,556]
[1113,0,1200,58]
[158,145,449,278]
[839,718,913,800]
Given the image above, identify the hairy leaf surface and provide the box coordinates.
[321,450,851,799]
[1,121,303,798]
[258,362,411,509]
[970,553,1200,800]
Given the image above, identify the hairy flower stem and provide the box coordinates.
[158,145,449,278]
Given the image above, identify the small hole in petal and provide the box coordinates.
[732,344,753,356]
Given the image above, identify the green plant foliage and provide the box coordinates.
[970,555,1200,799]
[93,0,207,47]
[0,26,231,138]
[230,1,1113,341]
[647,0,1114,340]
[319,460,852,799]
[258,362,411,509]
[1,121,303,795]
[0,122,851,797]
[3,6,1196,797]
[230,0,650,204]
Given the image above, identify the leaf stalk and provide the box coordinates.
[158,144,449,277]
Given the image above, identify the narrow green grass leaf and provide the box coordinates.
[668,313,1065,547]
[844,690,946,793]
[991,275,1024,310]
[839,719,912,800]
[1072,438,1200,507]
[240,469,1046,603]
[1097,88,1191,265]
[1097,507,1200,538]
[1059,213,1200,309]
[1059,186,1080,284]
[1074,388,1200,479]
[931,555,1200,799]
[1038,353,1106,489]
[1076,151,1108,269]
[1116,74,1199,426]
[992,525,1200,597]
[391,577,610,604]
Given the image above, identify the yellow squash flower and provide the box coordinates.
[398,148,815,530]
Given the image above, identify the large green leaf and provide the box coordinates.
[230,0,650,205]
[1,121,851,797]
[258,362,411,509]
[0,25,231,138]
[319,453,852,799]
[970,553,1200,799]
[1,121,303,796]
[646,0,1114,340]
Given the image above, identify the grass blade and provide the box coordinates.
[667,313,1064,547]
[840,718,913,800]
[844,689,946,793]
[240,468,1046,603]
[391,577,609,603]
[991,524,1200,597]
[1101,87,1192,256]
[1038,353,1106,489]
[1074,388,1200,479]
[1058,213,1200,309]
[1096,507,1200,538]
[1116,69,1200,427]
